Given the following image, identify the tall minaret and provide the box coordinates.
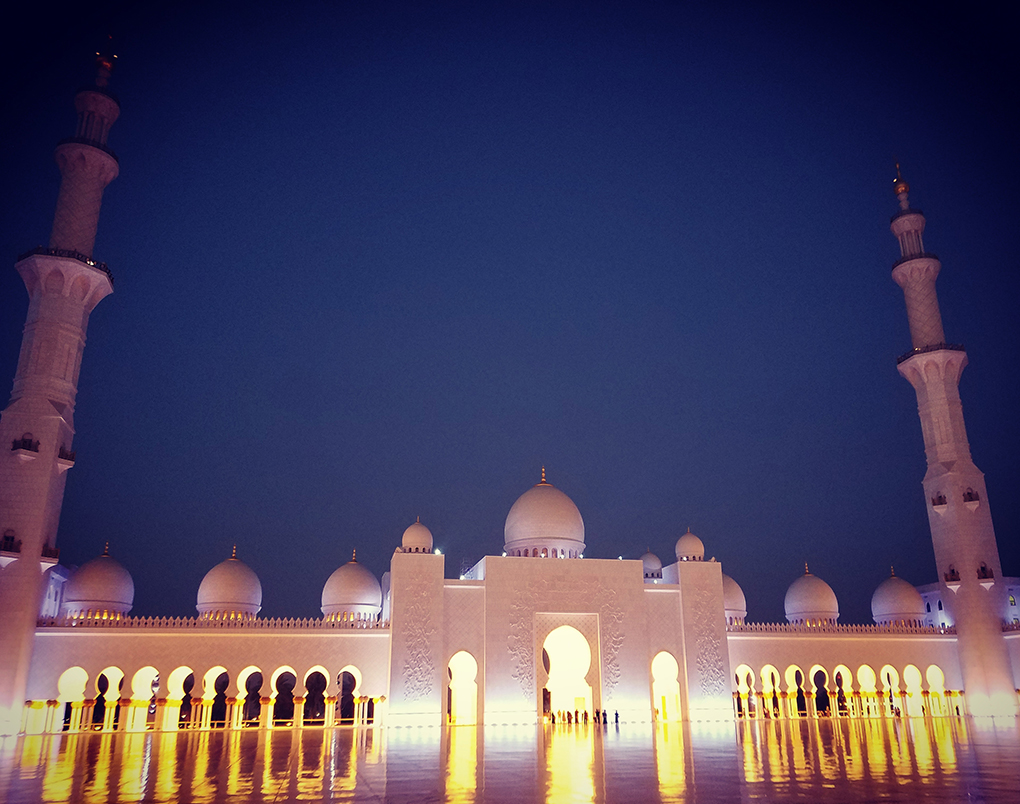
[890,169,1017,716]
[0,51,119,734]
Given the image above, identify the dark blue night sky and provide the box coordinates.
[2,1,1017,624]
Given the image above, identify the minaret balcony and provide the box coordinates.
[57,446,76,472]
[56,135,118,162]
[16,246,114,285]
[1,531,21,569]
[896,342,966,365]
[891,251,938,269]
[943,567,961,593]
[931,493,948,514]
[11,435,40,462]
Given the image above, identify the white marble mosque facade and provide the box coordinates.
[2,61,1019,738]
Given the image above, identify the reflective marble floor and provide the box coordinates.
[2,716,1018,803]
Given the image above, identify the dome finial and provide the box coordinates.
[102,541,109,556]
[352,548,357,562]
[890,564,896,577]
[804,561,810,575]
[540,465,547,484]
[231,544,237,559]
[416,515,420,523]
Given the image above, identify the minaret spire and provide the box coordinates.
[890,172,1016,716]
[0,54,121,734]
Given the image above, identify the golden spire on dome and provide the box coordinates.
[102,541,109,556]
[890,565,896,577]
[231,544,237,559]
[804,562,810,574]
[352,548,357,562]
[538,466,549,485]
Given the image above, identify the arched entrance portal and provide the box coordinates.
[447,651,478,725]
[542,625,593,720]
[652,652,681,722]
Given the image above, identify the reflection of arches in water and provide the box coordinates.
[304,670,328,724]
[651,652,681,722]
[448,651,478,725]
[542,626,593,719]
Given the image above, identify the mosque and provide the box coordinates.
[1,56,1018,738]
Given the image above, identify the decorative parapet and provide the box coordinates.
[38,615,391,630]
[895,342,965,365]
[727,621,956,636]
[17,246,114,284]
[1002,622,1020,633]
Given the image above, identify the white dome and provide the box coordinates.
[322,557,382,621]
[641,551,662,580]
[401,519,434,553]
[63,548,134,618]
[197,551,262,620]
[503,472,585,558]
[784,566,838,624]
[722,573,747,623]
[871,570,925,625]
[675,528,705,561]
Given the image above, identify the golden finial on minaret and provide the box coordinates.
[893,162,910,204]
[231,544,237,559]
[95,36,117,88]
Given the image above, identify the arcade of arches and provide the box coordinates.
[22,656,960,734]
[732,662,958,719]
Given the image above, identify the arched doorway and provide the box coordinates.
[448,651,478,725]
[542,625,593,721]
[651,652,681,722]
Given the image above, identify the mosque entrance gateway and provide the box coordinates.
[541,625,593,721]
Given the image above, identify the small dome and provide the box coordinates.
[322,556,382,622]
[675,528,704,561]
[401,519,433,553]
[722,573,747,624]
[63,547,134,618]
[503,470,585,558]
[785,565,838,624]
[641,550,662,581]
[197,549,262,620]
[871,569,925,625]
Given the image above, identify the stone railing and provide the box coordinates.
[1003,622,1020,633]
[896,342,966,365]
[17,246,113,284]
[38,615,390,631]
[727,621,956,636]
[56,135,118,162]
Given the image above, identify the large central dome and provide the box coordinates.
[503,470,585,558]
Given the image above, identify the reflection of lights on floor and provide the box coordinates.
[0,718,1018,803]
